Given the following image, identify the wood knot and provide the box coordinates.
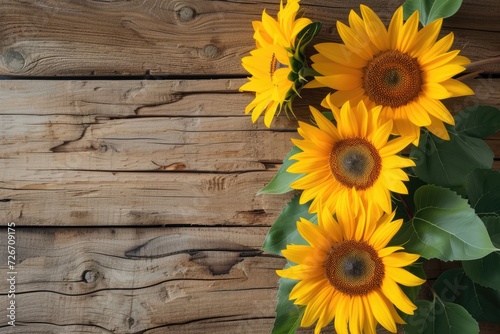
[82,270,99,283]
[202,44,220,58]
[177,6,195,22]
[3,50,25,72]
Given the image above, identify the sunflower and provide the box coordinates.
[288,98,415,219]
[277,205,425,334]
[239,0,312,127]
[309,5,474,144]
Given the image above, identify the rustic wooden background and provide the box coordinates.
[0,0,498,333]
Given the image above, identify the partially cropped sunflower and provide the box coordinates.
[239,0,313,127]
[288,98,415,219]
[277,205,425,334]
[309,5,474,144]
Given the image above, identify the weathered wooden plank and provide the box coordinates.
[0,227,283,333]
[0,78,498,171]
[0,170,294,226]
[0,0,498,76]
[2,227,500,333]
[1,77,499,226]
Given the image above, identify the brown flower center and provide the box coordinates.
[363,50,423,108]
[329,138,381,190]
[325,240,384,295]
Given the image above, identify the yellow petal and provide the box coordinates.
[301,287,330,327]
[419,32,454,64]
[424,64,466,83]
[337,21,374,60]
[371,184,392,214]
[385,266,426,286]
[426,114,451,140]
[381,277,418,315]
[383,155,416,169]
[361,296,378,334]
[369,217,402,250]
[297,218,331,250]
[318,206,343,243]
[337,101,359,138]
[281,245,319,265]
[377,246,405,258]
[421,50,460,71]
[398,10,419,53]
[371,119,393,148]
[349,296,364,334]
[315,73,362,91]
[404,102,432,127]
[382,251,421,267]
[388,7,403,50]
[334,294,350,334]
[311,106,341,141]
[422,82,453,100]
[314,42,367,68]
[440,79,475,97]
[410,18,442,58]
[417,95,454,124]
[325,88,365,108]
[368,290,397,333]
[379,135,414,156]
[360,5,389,51]
[392,118,421,145]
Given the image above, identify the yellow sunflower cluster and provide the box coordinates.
[241,2,474,333]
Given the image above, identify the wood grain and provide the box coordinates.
[0,226,283,332]
[0,0,499,333]
[0,0,498,76]
[1,77,498,226]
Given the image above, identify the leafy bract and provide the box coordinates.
[262,195,315,255]
[391,185,497,261]
[403,0,463,26]
[259,146,302,195]
[433,268,500,323]
[404,299,479,334]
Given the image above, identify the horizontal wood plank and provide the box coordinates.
[0,227,283,333]
[1,77,499,226]
[1,227,500,333]
[0,0,498,76]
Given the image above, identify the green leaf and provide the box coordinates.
[410,128,493,188]
[411,107,499,187]
[466,169,500,216]
[404,298,478,334]
[462,216,500,291]
[272,277,305,334]
[393,185,497,261]
[258,146,302,195]
[454,106,500,138]
[403,0,463,26]
[483,215,500,237]
[433,268,500,323]
[262,195,316,255]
